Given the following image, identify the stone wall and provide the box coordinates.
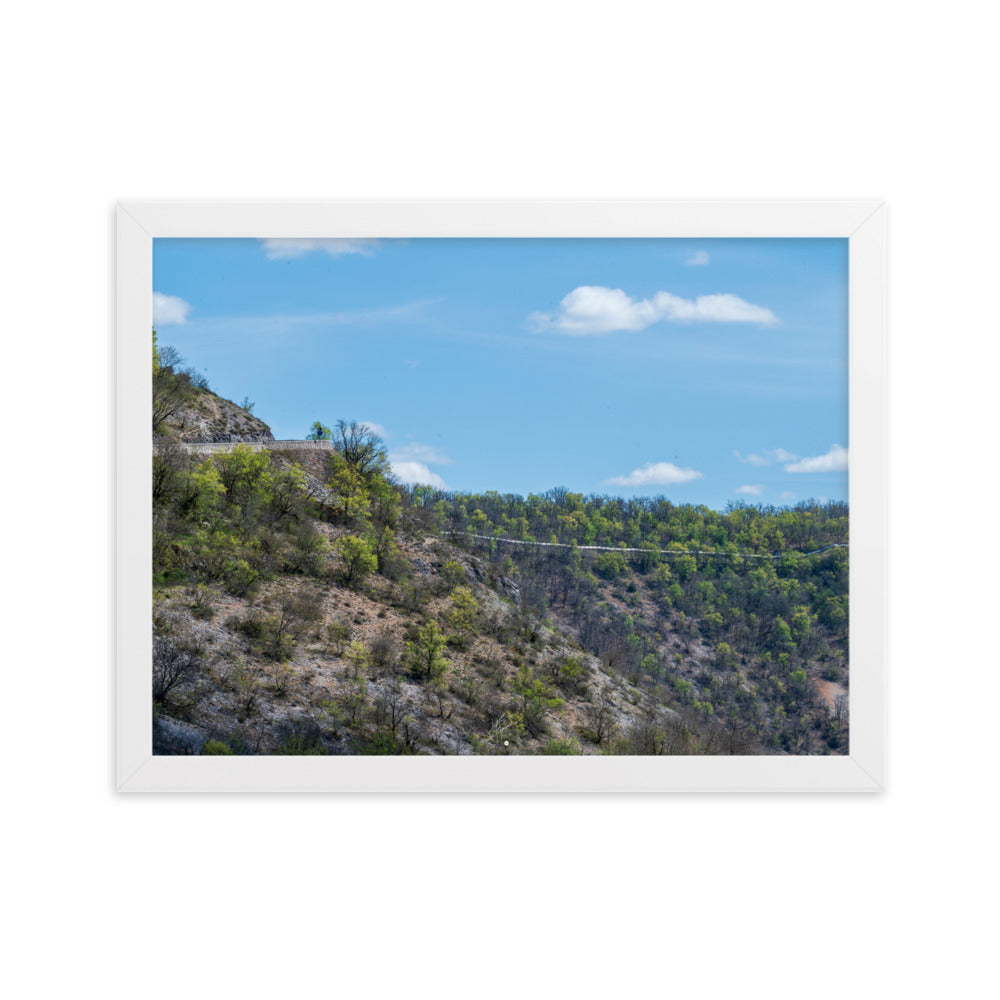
[172,439,334,454]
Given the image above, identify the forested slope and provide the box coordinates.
[151,348,848,756]
[434,491,849,753]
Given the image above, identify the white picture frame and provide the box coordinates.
[118,199,885,792]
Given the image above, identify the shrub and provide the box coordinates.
[201,739,233,755]
[188,584,215,620]
[355,730,413,756]
[580,689,617,745]
[275,732,326,755]
[234,613,291,661]
[327,617,351,654]
[332,673,369,727]
[237,587,324,661]
[441,560,468,589]
[230,658,262,719]
[376,543,408,581]
[369,632,401,673]
[286,522,327,576]
[152,639,200,706]
[470,710,526,754]
[477,654,507,689]
[541,738,581,755]
[393,580,432,613]
[547,654,589,696]
[223,558,259,597]
[267,663,295,697]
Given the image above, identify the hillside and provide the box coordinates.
[151,375,849,756]
[436,491,849,754]
[153,335,273,442]
[158,387,274,443]
[153,528,675,755]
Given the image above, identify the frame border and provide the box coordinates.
[118,200,885,792]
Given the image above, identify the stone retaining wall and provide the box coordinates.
[170,440,334,453]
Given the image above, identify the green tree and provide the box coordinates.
[345,640,369,679]
[334,419,390,479]
[445,586,480,647]
[670,550,698,582]
[790,606,813,645]
[152,341,206,433]
[441,560,468,589]
[336,535,377,587]
[702,611,725,639]
[368,473,402,530]
[512,663,563,735]
[174,458,226,521]
[650,563,673,591]
[772,616,795,652]
[594,550,628,580]
[371,525,400,576]
[819,595,847,629]
[404,621,450,681]
[264,464,308,524]
[326,453,371,525]
[715,641,737,670]
[307,421,332,441]
[213,444,272,510]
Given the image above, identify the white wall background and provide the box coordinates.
[3,2,995,997]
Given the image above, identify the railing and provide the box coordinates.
[459,532,847,561]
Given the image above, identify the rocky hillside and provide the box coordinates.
[153,523,672,756]
[152,337,274,442]
[158,387,274,443]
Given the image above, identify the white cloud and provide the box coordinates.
[153,292,190,326]
[358,421,387,439]
[736,484,764,496]
[780,491,796,500]
[530,285,776,335]
[260,238,382,260]
[390,442,452,465]
[390,461,447,490]
[784,444,849,473]
[603,462,703,488]
[389,440,451,489]
[736,447,799,466]
[686,250,710,266]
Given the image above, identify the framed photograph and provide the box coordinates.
[117,200,885,792]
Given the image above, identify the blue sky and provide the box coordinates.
[153,237,848,509]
